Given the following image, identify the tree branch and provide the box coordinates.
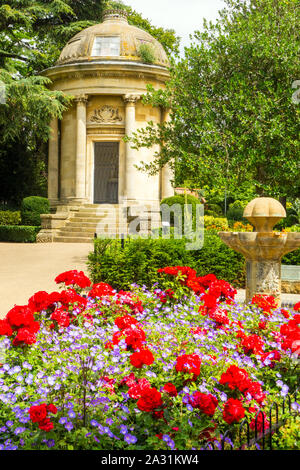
[0,50,30,62]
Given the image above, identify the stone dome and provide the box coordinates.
[243,197,286,232]
[57,10,169,67]
[243,197,286,219]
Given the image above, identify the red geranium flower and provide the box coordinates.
[115,315,138,330]
[175,353,201,377]
[241,334,264,355]
[219,365,251,392]
[163,383,178,397]
[137,387,163,412]
[55,270,91,289]
[0,318,13,337]
[29,404,48,423]
[223,398,245,424]
[89,282,115,299]
[189,392,218,416]
[130,348,154,368]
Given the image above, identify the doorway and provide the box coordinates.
[93,142,119,204]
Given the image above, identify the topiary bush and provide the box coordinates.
[0,225,40,242]
[0,210,21,225]
[21,196,50,226]
[88,231,246,290]
[161,194,202,231]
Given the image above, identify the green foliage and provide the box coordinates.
[138,43,156,64]
[0,225,40,242]
[161,194,202,231]
[20,196,50,226]
[0,0,179,205]
[205,203,223,217]
[272,416,300,450]
[282,248,300,266]
[0,210,20,225]
[226,200,248,222]
[88,231,246,290]
[203,216,229,231]
[130,0,300,199]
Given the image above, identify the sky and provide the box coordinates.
[123,0,227,53]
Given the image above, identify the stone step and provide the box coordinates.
[83,204,120,209]
[69,217,123,223]
[73,213,127,220]
[53,236,94,243]
[59,227,125,235]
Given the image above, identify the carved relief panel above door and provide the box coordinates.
[89,105,124,124]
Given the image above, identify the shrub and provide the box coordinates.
[21,196,50,226]
[138,43,156,64]
[161,194,202,231]
[205,203,223,216]
[0,210,21,225]
[226,200,248,222]
[204,216,229,231]
[0,225,40,242]
[88,231,245,290]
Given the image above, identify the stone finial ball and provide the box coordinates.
[243,197,286,232]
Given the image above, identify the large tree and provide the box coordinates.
[130,0,300,201]
[0,0,179,204]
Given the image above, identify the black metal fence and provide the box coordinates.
[203,387,299,450]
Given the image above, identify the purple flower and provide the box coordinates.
[14,427,26,435]
[65,422,74,431]
[124,434,137,444]
[120,425,128,435]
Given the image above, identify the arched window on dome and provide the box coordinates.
[91,36,120,57]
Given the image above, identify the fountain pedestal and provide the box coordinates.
[219,198,300,305]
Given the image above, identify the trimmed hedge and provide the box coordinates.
[0,225,40,242]
[0,211,21,226]
[88,231,246,291]
[21,196,50,226]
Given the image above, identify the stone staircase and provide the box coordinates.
[53,204,128,243]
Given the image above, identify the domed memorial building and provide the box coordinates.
[38,10,173,242]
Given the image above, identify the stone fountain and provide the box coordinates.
[219,197,300,306]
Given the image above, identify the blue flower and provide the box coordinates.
[65,422,74,431]
[120,425,128,435]
[124,434,137,445]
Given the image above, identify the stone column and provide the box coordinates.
[48,117,59,206]
[75,94,88,202]
[245,258,281,304]
[161,108,174,199]
[124,94,140,202]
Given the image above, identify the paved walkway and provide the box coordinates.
[0,243,93,318]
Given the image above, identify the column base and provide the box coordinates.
[245,259,281,306]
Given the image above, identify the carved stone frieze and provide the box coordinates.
[90,105,123,124]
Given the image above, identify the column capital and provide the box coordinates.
[74,94,89,104]
[123,94,140,105]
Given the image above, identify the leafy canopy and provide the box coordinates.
[129,0,300,199]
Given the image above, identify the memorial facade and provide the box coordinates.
[38,10,173,242]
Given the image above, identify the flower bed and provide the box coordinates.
[0,268,299,450]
